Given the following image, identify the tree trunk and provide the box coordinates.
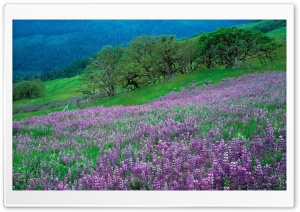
[149,75,155,85]
[206,62,211,69]
[144,67,155,85]
[107,84,115,97]
[132,81,139,88]
[232,57,241,69]
[167,63,173,76]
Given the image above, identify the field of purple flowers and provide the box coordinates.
[13,71,286,190]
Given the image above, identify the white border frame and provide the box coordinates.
[3,3,294,207]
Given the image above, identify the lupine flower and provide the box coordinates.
[13,72,286,190]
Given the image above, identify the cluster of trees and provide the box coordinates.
[81,27,279,98]
[13,20,251,81]
[198,27,280,69]
[13,27,280,102]
[13,79,45,101]
[81,35,199,97]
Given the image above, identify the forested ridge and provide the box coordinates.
[13,20,252,82]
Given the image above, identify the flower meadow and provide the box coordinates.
[13,71,286,190]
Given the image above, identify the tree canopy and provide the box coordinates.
[81,46,123,97]
[197,27,280,69]
[13,79,45,101]
[79,27,280,100]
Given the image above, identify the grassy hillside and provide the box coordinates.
[13,71,287,190]
[266,27,286,40]
[13,20,286,121]
[239,20,286,40]
[94,64,285,107]
[14,76,83,107]
[13,53,286,121]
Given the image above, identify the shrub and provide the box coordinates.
[13,79,45,101]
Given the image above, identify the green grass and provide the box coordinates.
[239,20,286,40]
[239,20,272,29]
[13,76,84,107]
[266,26,286,40]
[94,66,284,107]
[183,20,286,42]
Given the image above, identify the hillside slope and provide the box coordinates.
[13,60,286,121]
[13,71,287,190]
[13,20,287,121]
[239,20,286,40]
[14,76,82,107]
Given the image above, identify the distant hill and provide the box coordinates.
[13,20,252,81]
[239,20,286,40]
